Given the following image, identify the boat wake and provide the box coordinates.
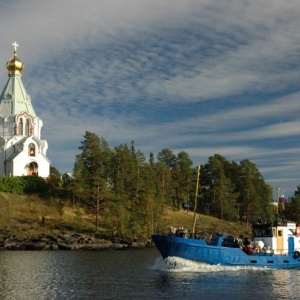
[150,256,264,273]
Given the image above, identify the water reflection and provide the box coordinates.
[0,252,60,299]
[151,256,300,300]
[268,269,300,300]
[1,250,300,300]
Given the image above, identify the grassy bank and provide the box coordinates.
[0,192,252,239]
[0,192,96,238]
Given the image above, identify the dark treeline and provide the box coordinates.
[57,131,300,237]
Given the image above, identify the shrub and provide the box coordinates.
[0,176,49,194]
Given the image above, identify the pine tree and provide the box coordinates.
[172,151,193,211]
[73,131,111,232]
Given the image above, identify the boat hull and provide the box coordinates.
[152,234,300,269]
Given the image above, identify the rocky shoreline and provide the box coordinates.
[0,233,153,251]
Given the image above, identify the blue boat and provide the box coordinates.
[152,221,300,269]
[152,166,300,269]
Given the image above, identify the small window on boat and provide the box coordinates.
[267,261,274,264]
[250,260,257,264]
[283,260,289,263]
[278,230,282,237]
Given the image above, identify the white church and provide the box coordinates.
[0,42,50,177]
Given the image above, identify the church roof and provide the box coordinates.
[0,42,36,118]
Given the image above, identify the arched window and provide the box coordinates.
[25,119,30,136]
[28,143,35,156]
[18,118,23,135]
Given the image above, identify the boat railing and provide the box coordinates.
[244,245,296,257]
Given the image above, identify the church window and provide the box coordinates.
[25,119,30,136]
[28,143,35,156]
[18,118,23,135]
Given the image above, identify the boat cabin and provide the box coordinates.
[253,222,300,255]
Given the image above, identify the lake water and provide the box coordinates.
[0,248,299,299]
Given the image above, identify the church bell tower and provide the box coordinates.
[0,42,50,177]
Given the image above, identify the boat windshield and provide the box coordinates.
[252,224,273,237]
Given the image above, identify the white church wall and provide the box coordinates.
[37,160,50,177]
[41,140,48,156]
[34,117,43,139]
[12,154,28,176]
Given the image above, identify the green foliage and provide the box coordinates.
[50,166,61,179]
[73,206,83,224]
[68,134,295,237]
[0,176,49,194]
[200,154,273,222]
[172,151,193,210]
[155,162,173,208]
[73,132,112,231]
[23,176,49,194]
[157,148,177,168]
[111,143,137,196]
[47,166,62,195]
[57,199,64,218]
[285,186,300,224]
[0,177,25,194]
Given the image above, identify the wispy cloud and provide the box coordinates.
[1,1,300,195]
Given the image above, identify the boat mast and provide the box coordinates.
[192,165,201,237]
[276,186,280,216]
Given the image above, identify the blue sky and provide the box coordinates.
[0,0,300,196]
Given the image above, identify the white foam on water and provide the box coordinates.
[149,256,266,273]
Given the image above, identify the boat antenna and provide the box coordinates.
[192,165,201,237]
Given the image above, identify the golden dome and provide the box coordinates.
[6,42,24,75]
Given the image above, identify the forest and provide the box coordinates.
[58,131,300,237]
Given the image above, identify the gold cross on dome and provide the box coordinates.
[12,41,19,52]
